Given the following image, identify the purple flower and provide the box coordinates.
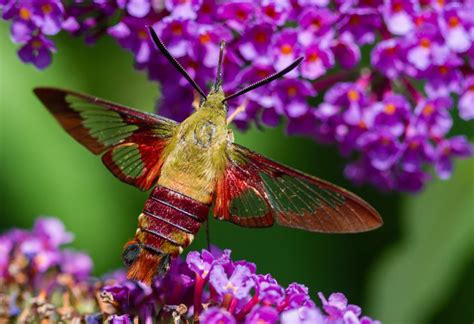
[414,96,453,138]
[274,79,313,118]
[301,44,334,80]
[439,3,471,53]
[165,0,202,19]
[372,94,411,136]
[400,134,434,172]
[358,131,402,171]
[245,306,279,324]
[382,0,418,36]
[30,0,64,35]
[186,248,230,279]
[371,39,406,79]
[458,76,474,120]
[272,29,301,72]
[2,0,472,193]
[1,217,380,323]
[298,7,337,46]
[281,306,324,324]
[331,34,361,69]
[209,264,254,300]
[217,1,255,33]
[238,23,274,61]
[435,136,473,179]
[108,18,154,63]
[259,0,291,26]
[319,292,361,320]
[33,217,73,247]
[339,8,382,45]
[253,274,285,306]
[61,250,93,280]
[17,34,56,69]
[124,0,151,18]
[200,307,236,324]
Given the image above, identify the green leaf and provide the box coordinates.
[367,159,474,323]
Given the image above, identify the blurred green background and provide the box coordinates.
[1,25,473,323]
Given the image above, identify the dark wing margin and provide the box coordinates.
[34,87,177,190]
[214,143,382,233]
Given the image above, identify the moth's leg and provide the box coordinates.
[227,99,248,124]
[192,90,201,110]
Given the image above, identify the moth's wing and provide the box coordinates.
[34,87,177,191]
[213,143,382,233]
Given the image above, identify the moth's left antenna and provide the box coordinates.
[148,26,207,99]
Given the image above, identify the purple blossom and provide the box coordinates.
[1,0,473,193]
[435,136,473,179]
[17,34,56,69]
[209,264,254,300]
[200,307,236,324]
[371,39,406,79]
[458,76,474,120]
[1,217,380,323]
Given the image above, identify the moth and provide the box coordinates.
[34,27,382,284]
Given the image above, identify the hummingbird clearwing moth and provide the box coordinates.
[34,27,382,284]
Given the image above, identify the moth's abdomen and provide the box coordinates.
[124,185,209,283]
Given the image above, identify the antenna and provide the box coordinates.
[148,26,207,99]
[214,41,226,92]
[223,56,304,103]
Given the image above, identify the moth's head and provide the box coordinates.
[204,89,226,111]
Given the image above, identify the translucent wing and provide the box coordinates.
[34,87,177,190]
[214,143,382,233]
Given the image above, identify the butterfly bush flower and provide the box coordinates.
[1,0,473,192]
[0,217,379,323]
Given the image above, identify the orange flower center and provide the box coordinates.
[392,3,403,12]
[236,9,247,20]
[349,15,360,25]
[409,141,419,149]
[308,52,319,62]
[437,0,445,5]
[257,70,269,78]
[381,137,391,145]
[311,18,321,29]
[255,31,267,43]
[415,16,424,26]
[347,89,359,102]
[448,16,459,28]
[384,103,396,114]
[422,104,434,116]
[420,38,431,48]
[32,40,43,49]
[280,44,293,55]
[138,29,148,40]
[200,3,211,13]
[199,33,211,44]
[438,66,448,75]
[171,24,183,35]
[442,146,451,155]
[19,7,30,20]
[468,85,474,92]
[42,3,53,14]
[287,86,297,96]
[264,6,277,18]
[386,46,397,55]
[358,120,367,129]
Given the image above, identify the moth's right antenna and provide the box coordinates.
[223,57,304,103]
[148,26,207,99]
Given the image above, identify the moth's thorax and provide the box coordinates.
[158,106,229,204]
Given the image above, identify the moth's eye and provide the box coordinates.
[122,243,142,267]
